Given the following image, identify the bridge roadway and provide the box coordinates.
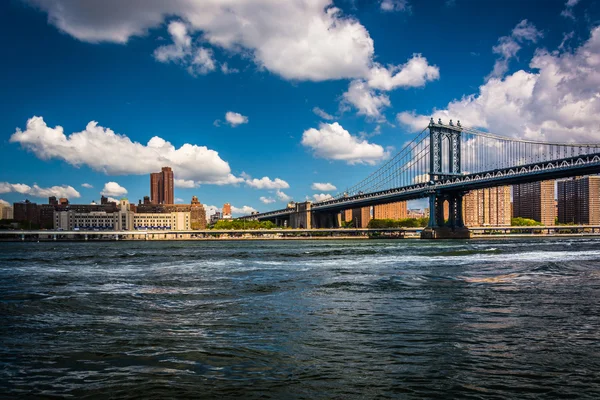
[241,152,600,221]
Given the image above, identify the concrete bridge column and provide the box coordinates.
[422,192,470,239]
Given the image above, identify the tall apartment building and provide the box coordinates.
[557,176,600,224]
[373,201,408,219]
[150,166,174,204]
[463,186,511,227]
[512,180,555,225]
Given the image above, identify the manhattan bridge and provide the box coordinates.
[240,119,600,238]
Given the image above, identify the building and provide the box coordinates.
[463,186,511,227]
[0,203,13,219]
[373,201,408,220]
[133,211,190,231]
[210,212,222,224]
[136,196,206,229]
[513,180,555,225]
[54,199,133,231]
[222,202,232,219]
[150,166,174,204]
[13,200,39,226]
[557,176,600,225]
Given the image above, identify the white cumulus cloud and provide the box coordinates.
[100,182,128,197]
[260,196,276,204]
[29,0,378,82]
[10,116,243,186]
[301,122,390,165]
[276,190,292,202]
[81,183,93,189]
[231,205,257,215]
[0,182,81,199]
[397,26,600,143]
[367,54,439,90]
[343,80,391,119]
[312,193,333,202]
[174,179,196,188]
[225,111,249,127]
[487,20,543,81]
[311,182,337,191]
[245,177,290,189]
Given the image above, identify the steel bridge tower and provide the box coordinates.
[421,118,471,239]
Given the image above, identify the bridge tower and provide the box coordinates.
[421,118,471,239]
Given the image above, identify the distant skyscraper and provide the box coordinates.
[513,180,555,225]
[557,176,600,225]
[463,186,511,227]
[150,167,174,204]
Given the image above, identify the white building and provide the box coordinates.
[54,199,133,230]
[53,199,190,231]
[133,212,190,230]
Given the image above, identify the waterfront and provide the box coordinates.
[1,239,600,398]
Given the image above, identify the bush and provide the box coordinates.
[511,217,540,226]
[367,217,429,229]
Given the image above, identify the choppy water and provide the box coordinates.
[1,238,600,399]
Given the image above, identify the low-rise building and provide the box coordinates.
[133,212,190,230]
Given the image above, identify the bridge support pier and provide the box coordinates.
[421,192,470,239]
[311,211,341,229]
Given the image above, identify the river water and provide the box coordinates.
[1,238,600,399]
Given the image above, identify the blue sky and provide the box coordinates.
[1,0,599,215]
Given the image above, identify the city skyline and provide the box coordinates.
[1,1,600,215]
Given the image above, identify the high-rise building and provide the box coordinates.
[373,201,408,220]
[150,167,174,204]
[0,203,13,219]
[557,176,600,225]
[513,180,555,225]
[222,203,232,219]
[463,186,511,227]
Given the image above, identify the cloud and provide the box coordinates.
[231,205,257,215]
[0,199,10,207]
[397,26,600,143]
[311,182,337,191]
[81,183,93,188]
[100,182,127,197]
[342,80,390,119]
[301,122,390,165]
[367,54,439,91]
[260,196,276,204]
[153,20,216,76]
[0,182,81,198]
[174,178,196,188]
[10,116,242,186]
[312,107,334,120]
[343,54,439,118]
[225,111,249,127]
[312,193,333,202]
[275,190,292,202]
[175,197,184,203]
[561,0,580,19]
[487,20,543,81]
[245,177,290,189]
[29,1,378,82]
[380,0,411,12]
